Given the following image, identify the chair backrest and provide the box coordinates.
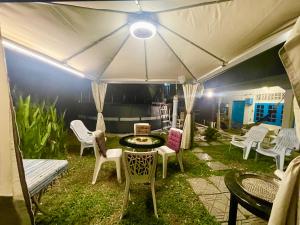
[167,128,183,152]
[273,129,300,154]
[123,150,158,184]
[70,120,91,142]
[275,128,300,150]
[134,123,151,135]
[244,125,269,145]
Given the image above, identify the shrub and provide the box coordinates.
[16,95,68,159]
[203,126,219,142]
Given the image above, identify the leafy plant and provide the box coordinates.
[203,126,219,142]
[16,95,68,159]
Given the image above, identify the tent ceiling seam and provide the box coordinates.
[96,34,130,82]
[48,3,133,14]
[155,0,232,14]
[144,40,148,81]
[63,23,128,62]
[158,22,226,64]
[157,31,197,81]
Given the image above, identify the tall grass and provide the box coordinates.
[16,95,68,159]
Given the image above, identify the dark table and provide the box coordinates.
[119,134,165,151]
[224,171,274,225]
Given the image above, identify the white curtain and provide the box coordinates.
[0,31,33,224]
[268,17,300,225]
[91,81,107,132]
[181,83,204,149]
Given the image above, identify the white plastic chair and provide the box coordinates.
[92,130,122,184]
[134,123,151,135]
[256,128,299,171]
[70,120,93,156]
[229,125,269,160]
[156,128,184,179]
[121,150,158,218]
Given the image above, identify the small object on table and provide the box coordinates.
[224,171,279,225]
[119,134,165,151]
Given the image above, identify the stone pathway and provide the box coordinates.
[188,147,267,224]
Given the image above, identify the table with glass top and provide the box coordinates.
[224,170,279,225]
[119,134,165,151]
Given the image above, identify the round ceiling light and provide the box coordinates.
[130,21,156,39]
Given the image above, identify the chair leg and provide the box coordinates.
[177,152,184,173]
[92,158,102,184]
[228,144,232,152]
[151,181,158,218]
[243,146,251,160]
[121,181,130,219]
[116,158,122,183]
[162,154,168,179]
[279,155,285,171]
[80,144,85,157]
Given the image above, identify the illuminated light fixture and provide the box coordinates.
[130,21,156,39]
[206,90,214,98]
[2,39,85,78]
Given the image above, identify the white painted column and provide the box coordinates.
[172,95,178,128]
[216,97,222,130]
[282,89,294,128]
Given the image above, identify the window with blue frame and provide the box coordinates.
[254,103,284,126]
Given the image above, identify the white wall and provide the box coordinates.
[221,86,286,128]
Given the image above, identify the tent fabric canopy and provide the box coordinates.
[0,0,299,83]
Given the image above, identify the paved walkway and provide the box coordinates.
[189,147,267,225]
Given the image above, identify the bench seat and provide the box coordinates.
[23,159,68,197]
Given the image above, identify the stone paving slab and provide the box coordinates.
[210,141,223,146]
[187,178,220,195]
[192,147,204,153]
[195,153,213,161]
[238,217,267,224]
[199,193,246,222]
[197,142,210,146]
[207,161,230,171]
[208,176,229,193]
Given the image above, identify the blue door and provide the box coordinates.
[232,101,245,128]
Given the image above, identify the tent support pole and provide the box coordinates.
[157,31,197,81]
[63,23,128,62]
[158,23,226,63]
[97,34,130,81]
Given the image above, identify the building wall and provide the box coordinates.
[221,86,286,129]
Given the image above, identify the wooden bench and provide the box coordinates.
[23,159,68,214]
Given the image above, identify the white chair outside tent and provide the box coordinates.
[256,128,299,171]
[271,128,300,149]
[70,120,94,156]
[92,130,122,184]
[229,125,269,160]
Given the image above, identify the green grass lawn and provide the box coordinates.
[36,135,299,225]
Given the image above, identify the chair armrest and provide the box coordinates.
[274,169,284,180]
[232,135,246,141]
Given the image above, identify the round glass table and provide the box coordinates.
[224,170,279,225]
[119,135,165,151]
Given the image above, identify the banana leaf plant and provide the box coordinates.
[16,95,68,159]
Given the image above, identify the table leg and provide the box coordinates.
[228,194,238,225]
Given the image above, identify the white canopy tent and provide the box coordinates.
[0,2,300,223]
[0,0,299,83]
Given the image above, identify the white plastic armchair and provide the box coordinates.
[70,120,93,156]
[256,128,299,171]
[92,130,122,184]
[229,125,269,160]
[271,128,300,150]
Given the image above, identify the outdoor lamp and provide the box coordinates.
[130,21,156,39]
